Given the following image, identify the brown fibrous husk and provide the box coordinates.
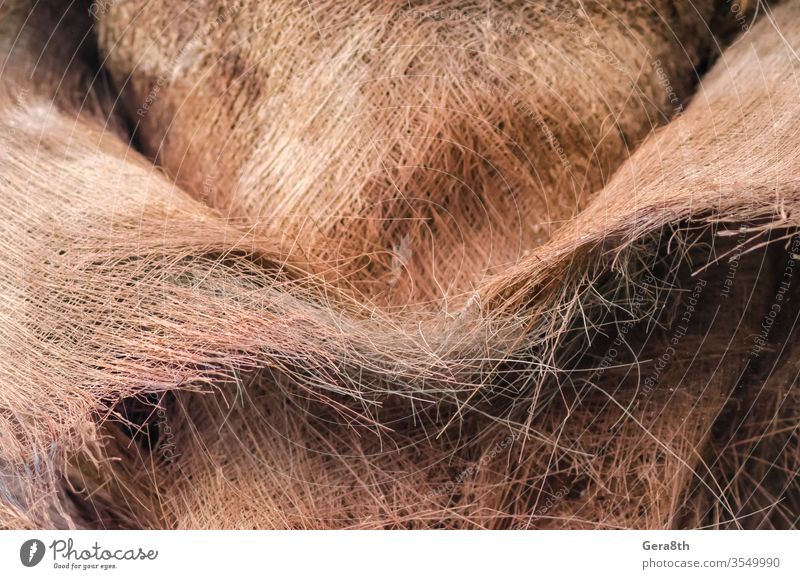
[1,0,797,530]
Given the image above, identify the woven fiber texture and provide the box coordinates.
[1,0,797,529]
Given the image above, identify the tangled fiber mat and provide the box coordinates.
[1,0,798,529]
[96,0,745,307]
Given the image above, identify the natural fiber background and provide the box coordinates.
[1,0,798,529]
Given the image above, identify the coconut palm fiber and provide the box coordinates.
[1,0,798,530]
[94,0,746,307]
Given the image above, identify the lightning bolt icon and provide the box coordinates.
[28,542,38,563]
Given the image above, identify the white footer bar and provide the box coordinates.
[2,530,797,578]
